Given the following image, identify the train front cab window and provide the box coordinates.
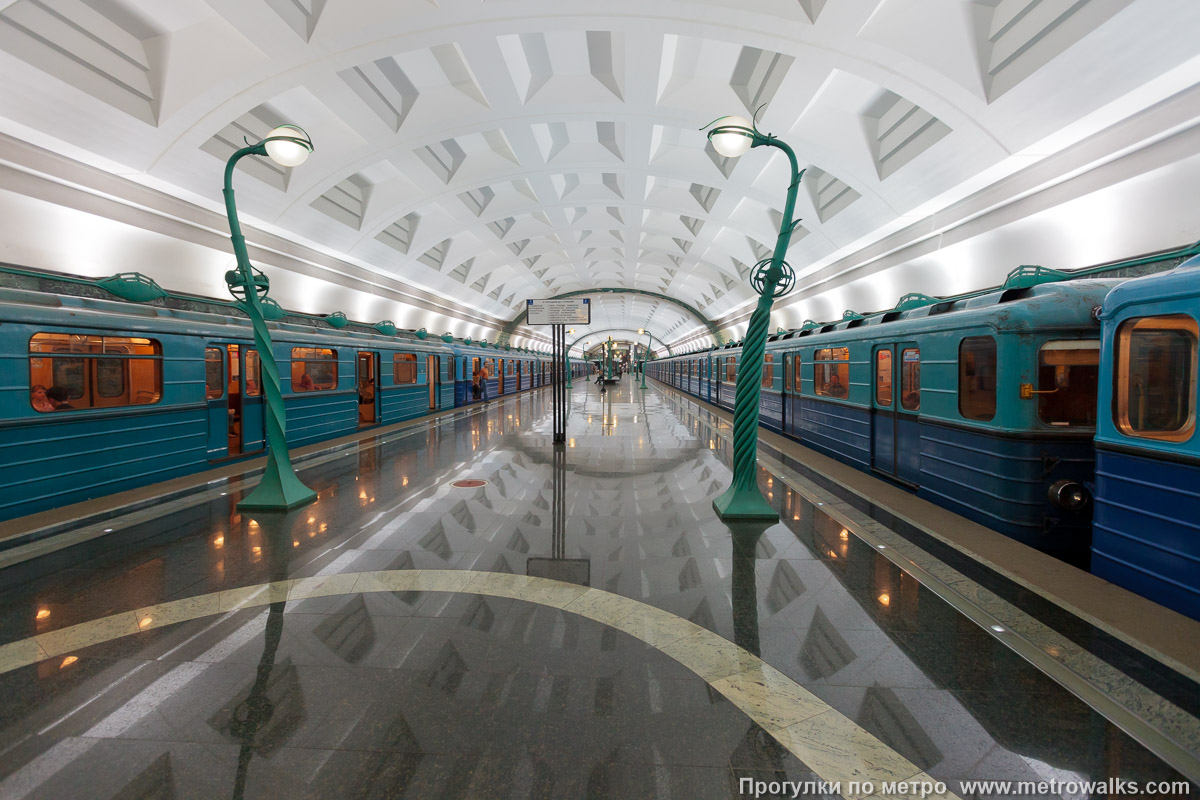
[959,337,997,421]
[29,333,162,413]
[813,347,849,398]
[1038,341,1099,427]
[1115,315,1197,441]
[203,343,262,459]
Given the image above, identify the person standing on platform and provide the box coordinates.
[479,361,491,404]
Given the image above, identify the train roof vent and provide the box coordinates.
[96,272,167,303]
[1002,264,1069,290]
[799,319,823,332]
[842,310,865,321]
[928,301,956,315]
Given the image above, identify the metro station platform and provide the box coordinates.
[0,378,1197,799]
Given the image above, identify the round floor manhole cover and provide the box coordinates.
[450,479,488,488]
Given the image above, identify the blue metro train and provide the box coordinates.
[651,258,1200,620]
[0,280,580,524]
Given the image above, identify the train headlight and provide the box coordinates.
[1048,479,1090,511]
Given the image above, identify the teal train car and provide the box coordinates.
[652,273,1116,561]
[0,283,563,523]
[1093,256,1200,619]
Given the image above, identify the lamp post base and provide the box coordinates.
[712,485,779,521]
[237,463,318,512]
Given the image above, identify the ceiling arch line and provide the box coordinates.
[500,288,722,344]
[568,328,675,357]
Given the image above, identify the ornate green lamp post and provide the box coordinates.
[638,328,650,389]
[706,115,802,521]
[223,125,318,511]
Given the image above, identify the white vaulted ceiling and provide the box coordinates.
[0,0,1198,349]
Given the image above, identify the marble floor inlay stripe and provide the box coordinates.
[0,568,953,800]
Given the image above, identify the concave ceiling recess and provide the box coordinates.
[0,0,1196,351]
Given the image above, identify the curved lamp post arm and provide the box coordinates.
[223,130,317,511]
[707,118,804,521]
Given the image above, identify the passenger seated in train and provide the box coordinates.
[358,378,375,405]
[826,373,847,398]
[45,386,73,410]
[30,384,54,413]
[297,373,315,391]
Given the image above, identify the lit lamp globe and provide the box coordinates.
[709,115,753,158]
[264,125,313,167]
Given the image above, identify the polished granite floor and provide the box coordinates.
[0,379,1194,799]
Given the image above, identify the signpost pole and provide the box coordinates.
[524,297,588,446]
[553,323,567,444]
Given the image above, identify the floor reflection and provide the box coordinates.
[0,381,1191,798]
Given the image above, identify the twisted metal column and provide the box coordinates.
[224,146,317,511]
[713,135,802,520]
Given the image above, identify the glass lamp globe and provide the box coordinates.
[709,116,753,158]
[264,125,313,167]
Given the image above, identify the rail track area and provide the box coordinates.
[0,379,1195,799]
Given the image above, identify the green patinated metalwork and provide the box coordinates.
[259,297,287,320]
[96,272,167,303]
[499,288,723,346]
[707,119,804,522]
[222,136,317,512]
[1002,264,1070,290]
[891,293,939,312]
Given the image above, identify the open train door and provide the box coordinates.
[427,355,440,410]
[357,351,379,425]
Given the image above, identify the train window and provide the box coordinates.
[813,347,849,398]
[394,353,418,384]
[901,349,921,411]
[291,347,337,391]
[29,333,162,412]
[96,358,125,397]
[793,355,802,391]
[959,337,997,421]
[761,354,774,387]
[245,349,262,396]
[1116,316,1197,441]
[724,358,737,384]
[875,350,892,406]
[506,360,514,376]
[1038,341,1098,427]
[205,348,224,399]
